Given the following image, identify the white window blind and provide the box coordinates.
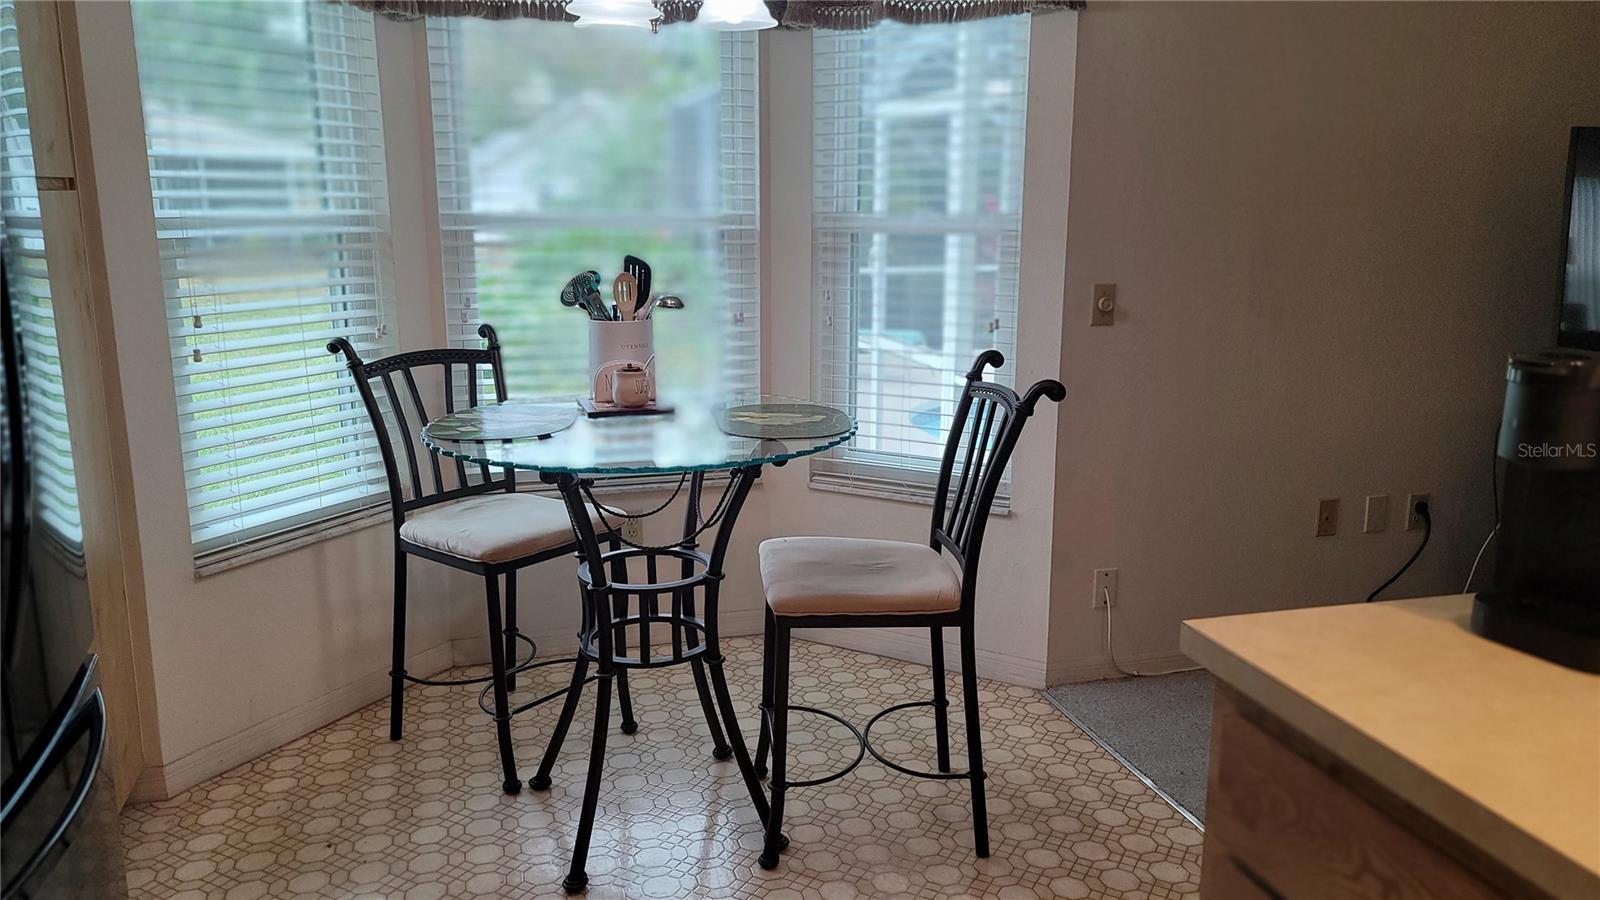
[812,17,1029,498]
[427,20,758,399]
[130,0,395,556]
[1,0,81,548]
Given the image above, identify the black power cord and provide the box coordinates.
[1367,499,1431,602]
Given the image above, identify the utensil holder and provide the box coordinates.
[590,319,655,403]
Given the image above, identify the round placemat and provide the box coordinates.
[716,402,853,439]
[424,401,577,442]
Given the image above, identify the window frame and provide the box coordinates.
[808,17,1033,508]
[126,0,400,568]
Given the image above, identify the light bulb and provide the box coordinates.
[696,0,777,31]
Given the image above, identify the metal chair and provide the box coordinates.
[752,350,1064,868]
[328,325,620,794]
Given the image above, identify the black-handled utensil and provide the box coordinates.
[623,255,651,315]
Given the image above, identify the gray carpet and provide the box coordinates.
[1042,671,1213,823]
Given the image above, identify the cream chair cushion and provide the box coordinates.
[758,537,962,617]
[399,493,595,564]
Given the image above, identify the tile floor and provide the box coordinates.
[122,638,1204,899]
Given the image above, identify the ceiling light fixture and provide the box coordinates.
[568,0,660,30]
[696,0,777,31]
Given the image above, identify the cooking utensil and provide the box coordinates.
[623,255,652,309]
[562,271,610,320]
[639,294,684,320]
[613,272,639,322]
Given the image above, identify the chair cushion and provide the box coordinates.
[758,537,962,617]
[399,493,593,564]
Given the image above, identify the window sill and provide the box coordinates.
[192,474,745,577]
[807,470,1011,516]
[193,504,392,578]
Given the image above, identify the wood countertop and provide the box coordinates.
[1180,594,1600,899]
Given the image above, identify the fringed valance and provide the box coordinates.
[342,0,1083,28]
[775,1,1080,29]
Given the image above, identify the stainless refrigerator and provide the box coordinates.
[1,263,127,898]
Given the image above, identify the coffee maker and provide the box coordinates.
[1471,348,1600,672]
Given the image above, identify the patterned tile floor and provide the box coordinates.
[122,638,1203,899]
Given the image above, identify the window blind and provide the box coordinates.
[427,21,758,400]
[1,0,82,547]
[812,17,1029,499]
[130,0,395,555]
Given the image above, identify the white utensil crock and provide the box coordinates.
[590,319,655,404]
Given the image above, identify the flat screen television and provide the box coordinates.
[1559,127,1600,350]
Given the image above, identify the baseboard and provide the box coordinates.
[448,607,769,667]
[792,626,1048,688]
[129,641,455,803]
[1043,650,1200,686]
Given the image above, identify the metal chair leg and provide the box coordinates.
[562,671,612,894]
[504,570,520,692]
[388,549,407,742]
[759,624,791,870]
[959,624,989,857]
[754,607,776,777]
[483,575,520,795]
[931,626,951,773]
[528,654,590,791]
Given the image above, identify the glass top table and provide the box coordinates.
[420,394,856,476]
[417,393,853,893]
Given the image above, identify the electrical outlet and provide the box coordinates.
[1363,494,1390,534]
[621,517,644,544]
[1405,493,1431,531]
[1092,568,1118,608]
[1317,498,1340,537]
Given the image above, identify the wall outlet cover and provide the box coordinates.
[1317,498,1340,537]
[1092,567,1118,608]
[1406,493,1431,531]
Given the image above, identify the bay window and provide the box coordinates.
[131,0,396,556]
[811,17,1030,497]
[102,3,1050,565]
[427,19,759,399]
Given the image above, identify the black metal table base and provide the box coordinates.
[532,468,774,894]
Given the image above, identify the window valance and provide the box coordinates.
[341,0,1082,28]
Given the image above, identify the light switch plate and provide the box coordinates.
[1091,283,1116,326]
[1317,498,1339,537]
[1363,494,1389,534]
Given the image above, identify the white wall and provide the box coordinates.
[1046,2,1600,679]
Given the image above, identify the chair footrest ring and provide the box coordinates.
[863,700,974,781]
[403,633,540,687]
[765,705,867,788]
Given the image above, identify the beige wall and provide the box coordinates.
[1047,2,1600,678]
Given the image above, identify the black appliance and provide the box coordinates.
[1472,348,1600,672]
[1,263,127,898]
[1558,126,1600,350]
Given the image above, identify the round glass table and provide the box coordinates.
[422,395,854,894]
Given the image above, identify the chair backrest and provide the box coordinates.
[929,350,1065,609]
[328,324,511,525]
